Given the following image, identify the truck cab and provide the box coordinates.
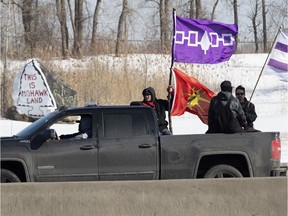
[1,106,160,182]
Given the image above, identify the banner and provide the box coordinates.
[263,31,288,82]
[13,59,57,117]
[172,15,238,64]
[171,68,216,124]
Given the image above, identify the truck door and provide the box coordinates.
[32,113,99,182]
[98,108,159,180]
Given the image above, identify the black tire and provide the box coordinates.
[1,169,21,183]
[204,164,243,178]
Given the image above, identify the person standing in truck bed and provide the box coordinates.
[141,86,173,135]
[206,80,247,134]
[235,85,258,131]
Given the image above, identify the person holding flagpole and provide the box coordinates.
[235,85,258,131]
[141,86,173,135]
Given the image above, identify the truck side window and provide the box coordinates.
[50,114,92,139]
[103,113,148,138]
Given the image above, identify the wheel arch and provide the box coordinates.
[194,151,253,178]
[1,159,30,182]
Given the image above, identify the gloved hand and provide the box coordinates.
[243,124,248,130]
[167,85,173,93]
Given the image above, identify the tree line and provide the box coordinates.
[0,0,287,60]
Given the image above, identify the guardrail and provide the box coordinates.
[1,177,287,216]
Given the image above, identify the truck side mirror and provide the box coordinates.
[31,129,57,150]
[39,129,57,141]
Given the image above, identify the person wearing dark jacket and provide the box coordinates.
[60,115,92,139]
[206,81,247,134]
[235,85,258,130]
[141,87,172,135]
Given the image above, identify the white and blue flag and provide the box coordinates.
[264,31,288,82]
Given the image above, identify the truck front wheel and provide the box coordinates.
[204,164,243,178]
[1,169,21,183]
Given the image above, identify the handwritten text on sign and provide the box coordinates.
[19,73,49,104]
[17,61,55,107]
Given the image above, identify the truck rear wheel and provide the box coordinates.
[204,164,243,178]
[1,169,21,183]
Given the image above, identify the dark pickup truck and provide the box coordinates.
[1,105,286,182]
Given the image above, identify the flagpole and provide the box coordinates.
[169,8,176,85]
[248,27,282,104]
[167,8,177,134]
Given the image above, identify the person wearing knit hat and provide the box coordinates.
[206,80,247,133]
[220,80,233,92]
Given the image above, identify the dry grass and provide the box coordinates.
[59,59,170,106]
[1,56,171,117]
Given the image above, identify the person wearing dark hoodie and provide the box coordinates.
[206,81,247,134]
[141,86,173,135]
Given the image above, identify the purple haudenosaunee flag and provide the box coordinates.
[264,31,288,82]
[172,16,238,64]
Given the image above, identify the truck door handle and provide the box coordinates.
[80,145,96,150]
[138,143,154,148]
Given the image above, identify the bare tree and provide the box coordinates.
[265,1,288,35]
[159,0,166,49]
[67,0,75,35]
[20,0,35,56]
[144,0,170,52]
[164,0,171,50]
[116,0,128,56]
[189,0,195,18]
[160,0,170,51]
[224,0,239,48]
[262,0,267,52]
[90,0,103,52]
[0,0,12,116]
[195,0,203,18]
[1,0,287,58]
[189,0,203,19]
[56,0,69,59]
[248,0,261,53]
[210,0,220,20]
[73,0,84,58]
[3,0,45,57]
[232,0,239,45]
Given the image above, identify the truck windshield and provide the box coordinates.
[15,111,60,138]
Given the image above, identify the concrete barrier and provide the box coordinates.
[1,177,287,216]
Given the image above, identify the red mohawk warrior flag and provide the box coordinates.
[171,68,216,124]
